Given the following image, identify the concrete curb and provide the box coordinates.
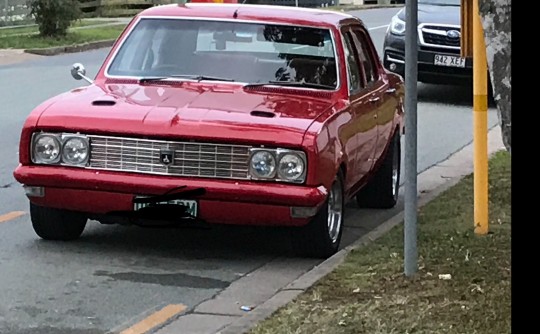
[214,126,505,334]
[24,39,116,56]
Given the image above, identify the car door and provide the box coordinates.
[340,27,378,191]
[350,27,397,165]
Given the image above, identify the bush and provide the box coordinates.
[27,0,81,37]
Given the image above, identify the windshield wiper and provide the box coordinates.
[244,81,335,90]
[139,75,235,84]
[139,76,168,83]
[171,75,235,82]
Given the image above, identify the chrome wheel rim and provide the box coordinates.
[391,140,399,197]
[327,179,343,243]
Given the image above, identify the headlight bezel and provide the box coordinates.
[61,135,90,166]
[31,132,90,167]
[389,16,406,35]
[249,149,278,179]
[32,133,62,164]
[249,148,307,184]
[276,149,307,183]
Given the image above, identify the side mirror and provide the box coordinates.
[71,63,93,84]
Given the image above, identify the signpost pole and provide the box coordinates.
[473,0,489,235]
[404,0,418,277]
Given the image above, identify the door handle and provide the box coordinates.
[368,96,381,103]
[385,88,396,94]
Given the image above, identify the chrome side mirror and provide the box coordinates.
[71,63,93,84]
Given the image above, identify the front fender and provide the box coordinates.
[302,101,349,191]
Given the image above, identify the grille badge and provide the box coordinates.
[160,148,175,166]
[446,30,460,39]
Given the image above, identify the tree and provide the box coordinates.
[28,0,81,37]
[479,0,511,152]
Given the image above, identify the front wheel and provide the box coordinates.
[30,203,87,241]
[291,172,345,258]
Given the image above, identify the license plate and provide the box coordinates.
[134,198,198,217]
[434,54,466,68]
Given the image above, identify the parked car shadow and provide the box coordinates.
[417,82,497,108]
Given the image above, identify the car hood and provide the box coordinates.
[397,4,460,26]
[34,83,335,146]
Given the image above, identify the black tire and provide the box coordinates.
[356,132,401,209]
[30,203,87,241]
[291,172,345,258]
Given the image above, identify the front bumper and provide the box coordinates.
[14,165,328,226]
[383,32,473,84]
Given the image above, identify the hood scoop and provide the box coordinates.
[92,100,116,106]
[250,110,276,118]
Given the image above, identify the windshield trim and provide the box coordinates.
[103,16,341,93]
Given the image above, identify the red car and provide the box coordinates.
[13,3,404,258]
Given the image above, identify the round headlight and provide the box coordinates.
[62,137,89,165]
[278,153,305,181]
[33,135,61,164]
[250,150,276,178]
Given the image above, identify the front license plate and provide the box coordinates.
[134,198,198,217]
[434,54,466,68]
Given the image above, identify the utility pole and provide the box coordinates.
[404,0,418,277]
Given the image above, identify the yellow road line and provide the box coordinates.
[0,211,26,224]
[120,304,187,334]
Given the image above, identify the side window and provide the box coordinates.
[352,29,379,85]
[342,31,364,94]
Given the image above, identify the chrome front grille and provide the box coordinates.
[419,25,461,49]
[87,135,251,179]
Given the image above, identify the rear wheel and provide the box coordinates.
[30,203,87,241]
[291,172,344,258]
[356,132,401,209]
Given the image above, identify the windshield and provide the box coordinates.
[419,0,460,5]
[107,18,338,88]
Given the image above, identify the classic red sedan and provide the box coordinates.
[13,3,404,258]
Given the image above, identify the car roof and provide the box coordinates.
[137,3,363,28]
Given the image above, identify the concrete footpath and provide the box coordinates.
[150,126,506,334]
[0,49,39,66]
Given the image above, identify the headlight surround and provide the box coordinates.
[33,134,61,164]
[62,136,89,165]
[249,150,277,179]
[31,132,89,167]
[277,150,306,182]
[390,16,406,35]
[249,148,307,183]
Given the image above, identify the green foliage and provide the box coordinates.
[27,0,81,37]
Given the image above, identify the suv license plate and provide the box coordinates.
[134,198,198,217]
[434,54,466,68]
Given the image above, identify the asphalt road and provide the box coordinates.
[0,7,499,334]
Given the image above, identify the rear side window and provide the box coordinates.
[343,32,363,93]
[352,29,379,85]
